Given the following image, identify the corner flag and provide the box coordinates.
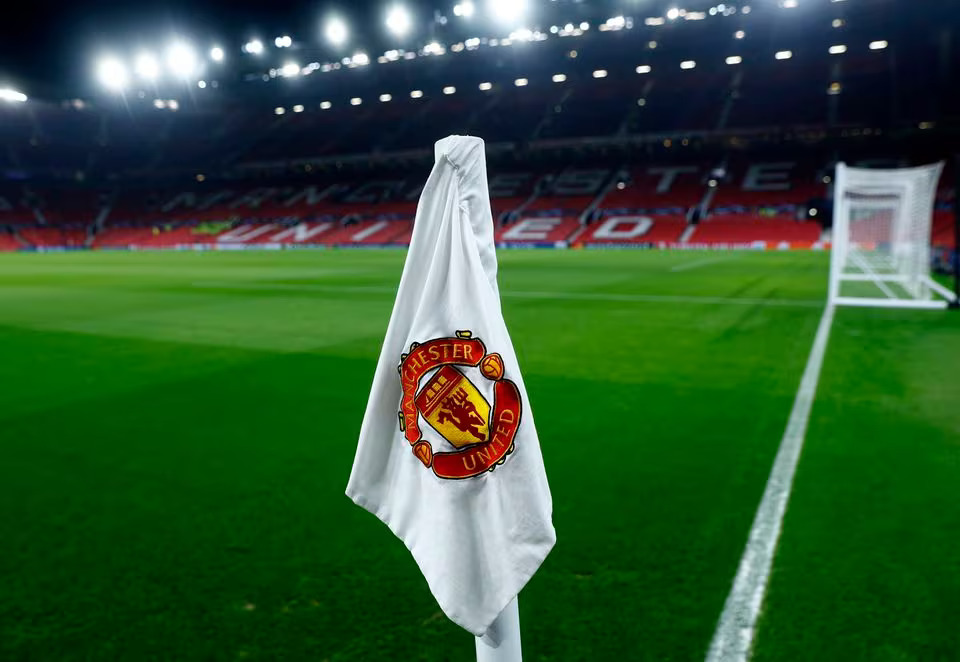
[346,135,555,638]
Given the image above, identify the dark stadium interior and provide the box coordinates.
[1,1,958,254]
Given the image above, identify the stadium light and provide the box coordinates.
[781,0,798,8]
[488,0,527,25]
[153,98,166,109]
[726,55,742,65]
[167,100,179,111]
[274,106,285,115]
[666,7,680,20]
[386,5,413,37]
[320,100,332,109]
[0,88,27,103]
[775,50,793,60]
[197,80,207,88]
[293,104,304,112]
[832,18,845,28]
[552,73,566,83]
[243,39,264,55]
[135,53,160,81]
[734,30,745,39]
[636,65,652,74]
[592,69,607,78]
[275,35,293,48]
[210,46,224,62]
[96,56,129,91]
[410,89,423,98]
[350,97,362,105]
[514,78,527,87]
[443,86,456,95]
[636,98,646,106]
[325,17,349,46]
[479,81,493,90]
[869,40,888,50]
[281,62,300,77]
[166,42,198,78]
[829,44,847,54]
[380,93,392,102]
[680,60,696,69]
[453,1,475,18]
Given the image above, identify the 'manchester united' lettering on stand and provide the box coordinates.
[398,330,521,479]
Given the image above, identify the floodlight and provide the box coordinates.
[0,88,27,103]
[488,0,527,25]
[775,50,792,60]
[97,56,128,90]
[410,89,424,98]
[552,73,566,83]
[135,53,160,81]
[350,97,362,105]
[734,30,745,39]
[829,44,847,54]
[293,104,304,112]
[869,40,888,50]
[275,35,292,48]
[275,107,285,115]
[479,81,493,90]
[386,5,413,37]
[513,78,527,87]
[244,40,264,55]
[666,7,680,20]
[454,1,475,17]
[320,101,332,109]
[210,46,224,62]
[325,17,348,46]
[380,93,392,102]
[281,62,300,77]
[726,55,742,64]
[592,69,607,78]
[680,60,696,69]
[166,42,198,78]
[443,86,456,95]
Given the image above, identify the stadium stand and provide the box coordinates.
[0,1,956,255]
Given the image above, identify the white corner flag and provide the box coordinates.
[346,135,556,642]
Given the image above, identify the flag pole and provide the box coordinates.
[475,597,522,662]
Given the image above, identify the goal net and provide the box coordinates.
[830,162,956,309]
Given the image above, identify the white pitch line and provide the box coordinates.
[191,281,822,308]
[670,256,734,273]
[705,304,836,662]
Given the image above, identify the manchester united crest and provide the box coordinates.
[398,330,521,479]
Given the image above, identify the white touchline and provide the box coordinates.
[670,256,735,273]
[191,282,822,308]
[705,304,836,662]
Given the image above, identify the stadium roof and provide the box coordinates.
[1,0,952,102]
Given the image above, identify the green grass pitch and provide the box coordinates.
[0,249,958,661]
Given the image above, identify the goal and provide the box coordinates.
[829,162,957,309]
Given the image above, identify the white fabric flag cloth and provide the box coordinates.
[346,135,555,636]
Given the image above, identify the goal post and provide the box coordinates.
[829,161,957,309]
